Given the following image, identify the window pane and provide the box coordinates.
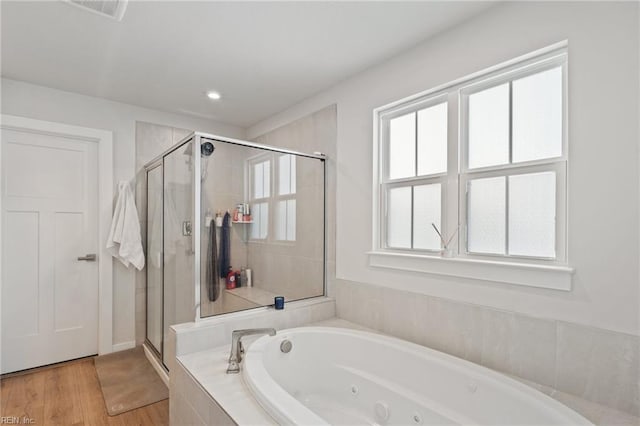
[413,184,441,250]
[275,199,296,241]
[278,155,296,195]
[389,113,416,179]
[417,103,447,176]
[251,202,268,240]
[262,161,271,198]
[290,157,296,194]
[287,199,296,241]
[387,186,412,248]
[275,200,287,241]
[259,202,268,239]
[467,176,506,254]
[509,172,556,257]
[250,204,260,239]
[513,67,562,163]
[253,160,270,199]
[278,155,290,195]
[468,83,509,169]
[253,162,263,199]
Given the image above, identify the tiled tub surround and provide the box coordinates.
[168,297,337,425]
[171,318,638,426]
[334,279,640,420]
[166,297,336,374]
[172,343,273,425]
[172,319,379,426]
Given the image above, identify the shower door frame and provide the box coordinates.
[144,137,198,368]
[143,132,327,360]
[144,159,163,361]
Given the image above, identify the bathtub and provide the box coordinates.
[243,327,592,425]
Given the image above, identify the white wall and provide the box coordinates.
[1,78,245,348]
[248,2,640,336]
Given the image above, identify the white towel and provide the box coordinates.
[106,181,145,270]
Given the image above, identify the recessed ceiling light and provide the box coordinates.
[206,91,221,100]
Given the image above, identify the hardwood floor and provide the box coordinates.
[0,357,169,425]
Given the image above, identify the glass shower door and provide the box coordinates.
[162,142,195,367]
[146,165,163,356]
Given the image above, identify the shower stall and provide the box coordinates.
[143,132,326,368]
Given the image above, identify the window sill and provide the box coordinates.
[367,251,574,291]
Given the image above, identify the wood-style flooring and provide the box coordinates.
[0,357,169,425]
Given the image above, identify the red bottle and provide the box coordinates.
[226,268,236,289]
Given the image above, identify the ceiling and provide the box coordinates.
[1,1,495,127]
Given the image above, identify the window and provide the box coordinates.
[248,153,297,242]
[462,64,565,260]
[372,43,570,289]
[384,99,447,251]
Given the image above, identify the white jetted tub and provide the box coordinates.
[243,327,592,425]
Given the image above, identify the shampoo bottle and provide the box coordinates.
[226,267,236,289]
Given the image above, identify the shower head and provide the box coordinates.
[201,142,215,157]
[182,141,215,157]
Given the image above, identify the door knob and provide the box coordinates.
[77,254,97,261]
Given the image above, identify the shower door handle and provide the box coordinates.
[182,221,192,236]
[77,253,97,261]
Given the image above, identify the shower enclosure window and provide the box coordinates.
[199,140,325,317]
[144,133,325,368]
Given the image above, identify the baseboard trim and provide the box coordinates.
[112,341,136,352]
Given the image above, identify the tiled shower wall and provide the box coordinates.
[334,279,640,417]
[199,141,255,317]
[250,105,337,301]
[135,122,192,345]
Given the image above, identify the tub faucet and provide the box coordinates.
[226,328,276,374]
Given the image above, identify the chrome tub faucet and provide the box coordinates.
[226,328,276,374]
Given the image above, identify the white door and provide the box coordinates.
[1,127,99,374]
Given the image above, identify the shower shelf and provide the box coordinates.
[217,220,253,228]
[231,220,253,243]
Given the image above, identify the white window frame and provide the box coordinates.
[459,53,568,263]
[380,93,448,252]
[370,41,574,291]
